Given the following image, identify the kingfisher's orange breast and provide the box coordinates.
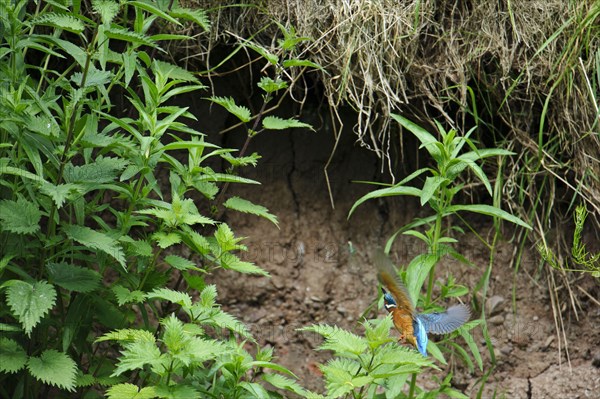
[391,309,416,347]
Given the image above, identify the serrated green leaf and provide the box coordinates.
[138,196,215,227]
[193,181,219,199]
[169,6,210,31]
[199,285,217,307]
[39,182,80,209]
[93,0,120,25]
[71,67,113,88]
[75,372,95,387]
[188,337,227,361]
[213,223,244,251]
[164,255,199,271]
[0,338,27,373]
[123,237,153,257]
[218,252,269,276]
[244,42,278,65]
[112,340,161,376]
[63,225,126,268]
[152,232,181,248]
[208,96,251,123]
[364,316,395,350]
[300,325,367,357]
[377,344,433,367]
[179,227,210,254]
[112,285,145,305]
[319,358,359,397]
[106,383,157,399]
[0,198,41,234]
[257,77,288,93]
[224,196,279,227]
[63,157,128,184]
[46,262,101,293]
[207,310,253,340]
[153,59,198,83]
[32,12,85,34]
[27,350,77,392]
[221,152,261,167]
[161,314,187,355]
[6,280,56,336]
[96,329,155,343]
[146,288,192,308]
[262,116,313,131]
[105,26,156,47]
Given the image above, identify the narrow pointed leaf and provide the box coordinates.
[349,186,421,218]
[446,204,532,230]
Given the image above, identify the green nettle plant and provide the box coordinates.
[300,316,468,399]
[0,1,315,398]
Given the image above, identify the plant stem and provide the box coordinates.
[214,92,272,213]
[408,373,417,398]
[426,210,443,306]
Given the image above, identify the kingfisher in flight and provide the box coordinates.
[375,249,470,356]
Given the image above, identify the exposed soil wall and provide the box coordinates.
[183,87,600,396]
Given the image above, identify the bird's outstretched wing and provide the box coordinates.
[374,249,414,316]
[418,304,470,334]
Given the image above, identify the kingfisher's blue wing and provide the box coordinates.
[413,317,428,356]
[417,304,470,334]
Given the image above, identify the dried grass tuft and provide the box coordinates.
[179,0,600,233]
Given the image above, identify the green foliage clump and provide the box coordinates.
[346,114,532,395]
[0,0,316,397]
[98,285,305,398]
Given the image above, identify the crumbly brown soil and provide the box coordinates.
[195,103,600,398]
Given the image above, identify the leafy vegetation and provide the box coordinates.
[345,115,531,396]
[0,1,314,397]
[1,0,587,398]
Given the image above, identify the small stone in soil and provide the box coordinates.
[500,345,513,355]
[486,295,505,316]
[592,352,600,368]
[542,335,554,350]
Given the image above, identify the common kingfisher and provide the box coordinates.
[375,249,470,356]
